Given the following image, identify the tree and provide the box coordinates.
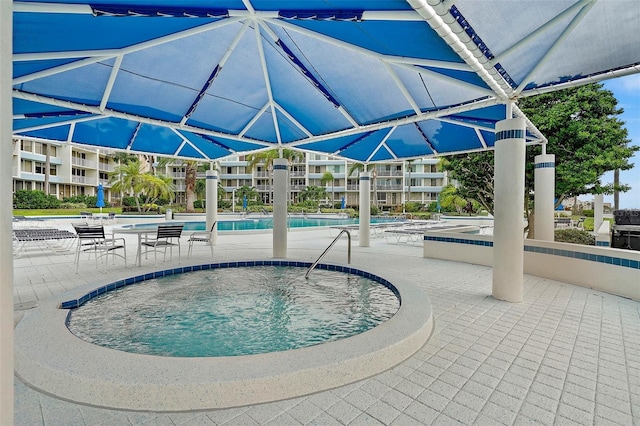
[246,148,299,204]
[43,143,50,195]
[299,186,326,204]
[111,152,140,203]
[184,160,198,212]
[443,83,638,237]
[320,170,335,205]
[347,163,378,207]
[108,159,175,212]
[439,184,469,214]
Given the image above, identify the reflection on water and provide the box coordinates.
[68,266,400,357]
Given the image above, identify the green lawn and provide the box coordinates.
[13,208,121,216]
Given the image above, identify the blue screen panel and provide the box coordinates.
[72,118,138,149]
[130,125,183,155]
[18,125,72,142]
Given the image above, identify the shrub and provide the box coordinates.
[405,201,424,213]
[554,228,595,245]
[59,202,87,209]
[582,209,594,217]
[13,190,61,209]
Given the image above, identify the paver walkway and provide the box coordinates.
[13,224,640,425]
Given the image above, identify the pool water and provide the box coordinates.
[67,266,400,357]
[123,217,402,232]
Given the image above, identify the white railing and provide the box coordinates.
[376,170,403,177]
[71,176,91,184]
[71,158,96,168]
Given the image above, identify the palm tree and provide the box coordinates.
[139,174,175,211]
[43,143,50,195]
[184,160,198,212]
[109,159,175,212]
[246,148,299,204]
[405,159,414,210]
[111,152,139,204]
[439,184,468,214]
[347,162,378,208]
[299,186,326,204]
[320,170,335,206]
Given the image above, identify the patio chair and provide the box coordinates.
[73,225,127,273]
[139,224,184,265]
[187,221,216,257]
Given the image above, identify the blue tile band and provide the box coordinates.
[206,175,218,179]
[535,162,555,168]
[360,176,371,181]
[495,129,524,141]
[425,235,493,247]
[273,164,288,170]
[59,261,399,309]
[424,235,639,271]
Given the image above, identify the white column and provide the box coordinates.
[205,170,218,245]
[0,0,14,423]
[594,194,604,234]
[534,154,555,241]
[359,172,371,247]
[273,158,288,258]
[493,118,526,303]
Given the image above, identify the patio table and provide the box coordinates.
[112,225,158,267]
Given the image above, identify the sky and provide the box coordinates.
[594,74,640,209]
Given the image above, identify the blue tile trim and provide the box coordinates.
[535,162,555,169]
[359,176,370,181]
[425,235,494,247]
[596,241,610,247]
[523,245,636,269]
[205,175,217,180]
[273,164,288,170]
[59,261,400,309]
[425,236,638,270]
[495,129,524,141]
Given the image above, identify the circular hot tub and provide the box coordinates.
[15,260,433,411]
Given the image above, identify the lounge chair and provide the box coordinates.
[187,221,216,257]
[73,225,127,272]
[13,228,77,257]
[139,224,184,265]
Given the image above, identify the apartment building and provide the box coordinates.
[208,153,447,210]
[12,139,119,202]
[13,139,447,210]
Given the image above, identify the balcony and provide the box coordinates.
[375,170,403,177]
[71,176,91,184]
[375,185,403,191]
[71,157,97,168]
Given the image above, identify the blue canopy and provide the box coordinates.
[11,1,640,162]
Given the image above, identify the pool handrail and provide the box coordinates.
[306,229,351,279]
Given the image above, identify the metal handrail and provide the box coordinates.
[305,230,351,279]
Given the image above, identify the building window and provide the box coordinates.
[21,140,32,152]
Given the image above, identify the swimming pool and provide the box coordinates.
[121,216,402,232]
[67,265,400,357]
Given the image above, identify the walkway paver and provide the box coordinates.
[13,224,640,425]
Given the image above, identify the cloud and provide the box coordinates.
[605,73,640,92]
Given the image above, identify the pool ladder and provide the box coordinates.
[305,230,351,279]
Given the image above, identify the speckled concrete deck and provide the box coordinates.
[13,224,640,425]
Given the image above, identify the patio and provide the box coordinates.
[14,225,640,425]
